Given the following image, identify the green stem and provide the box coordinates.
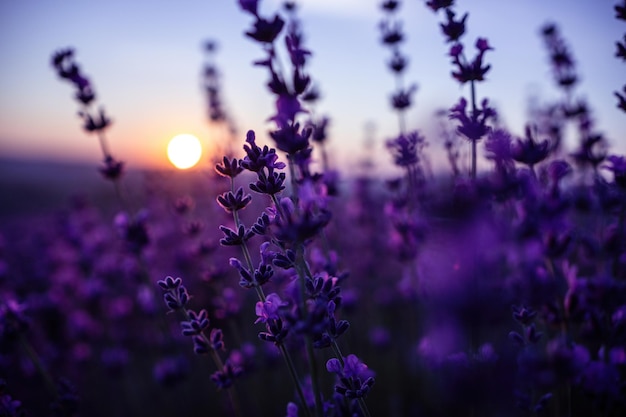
[228,189,309,415]
[305,338,324,417]
[229,178,266,302]
[470,80,477,180]
[279,344,313,417]
[179,308,242,417]
[293,247,323,417]
[19,336,57,398]
[330,342,373,417]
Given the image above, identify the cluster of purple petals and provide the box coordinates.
[51,49,123,181]
[6,1,626,416]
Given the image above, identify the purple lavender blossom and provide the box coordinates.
[426,0,455,12]
[255,293,287,324]
[385,130,425,167]
[440,9,467,43]
[449,97,496,141]
[326,354,375,399]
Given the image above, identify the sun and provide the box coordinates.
[167,134,203,169]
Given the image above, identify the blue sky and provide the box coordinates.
[0,0,624,173]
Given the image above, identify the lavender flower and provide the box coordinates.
[449,97,496,142]
[426,0,454,11]
[449,38,493,84]
[440,9,467,43]
[605,155,626,187]
[511,125,551,170]
[386,130,426,167]
[326,354,375,399]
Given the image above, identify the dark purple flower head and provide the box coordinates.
[99,155,124,181]
[449,43,463,58]
[114,210,150,254]
[326,354,375,399]
[345,355,375,380]
[272,196,331,244]
[485,129,513,163]
[380,20,404,45]
[255,293,288,324]
[386,130,425,167]
[440,9,467,43]
[238,0,259,16]
[159,277,189,311]
[541,23,579,90]
[512,305,537,325]
[286,32,311,68]
[449,97,495,141]
[388,51,408,73]
[0,299,29,340]
[381,0,400,12]
[217,187,253,213]
[616,1,626,21]
[51,48,74,69]
[475,37,493,52]
[246,15,285,44]
[615,35,626,60]
[272,94,306,125]
[511,126,551,167]
[158,276,183,291]
[426,0,454,12]
[210,360,243,390]
[293,66,310,95]
[215,156,243,178]
[52,48,98,106]
[153,356,189,387]
[547,159,572,183]
[450,38,493,84]
[605,154,626,188]
[571,133,607,169]
[80,107,111,133]
[285,402,298,417]
[250,168,287,195]
[269,122,311,155]
[390,84,418,111]
[301,84,321,102]
[181,309,210,336]
[309,116,330,144]
[241,130,286,172]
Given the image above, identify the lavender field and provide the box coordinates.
[1,1,626,416]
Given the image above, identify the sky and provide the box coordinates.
[0,0,624,174]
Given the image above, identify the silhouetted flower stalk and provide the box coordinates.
[215,140,314,417]
[157,276,243,417]
[51,48,128,207]
[615,1,626,111]
[0,297,75,415]
[425,1,495,179]
[379,0,415,135]
[203,40,238,158]
[540,23,607,178]
[237,3,375,416]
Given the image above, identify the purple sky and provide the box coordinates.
[0,0,624,174]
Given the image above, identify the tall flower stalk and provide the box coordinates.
[229,3,376,416]
[424,0,496,179]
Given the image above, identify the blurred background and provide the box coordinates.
[1,0,623,171]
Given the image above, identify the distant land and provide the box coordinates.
[0,157,145,222]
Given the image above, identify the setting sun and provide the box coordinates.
[167,134,202,169]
